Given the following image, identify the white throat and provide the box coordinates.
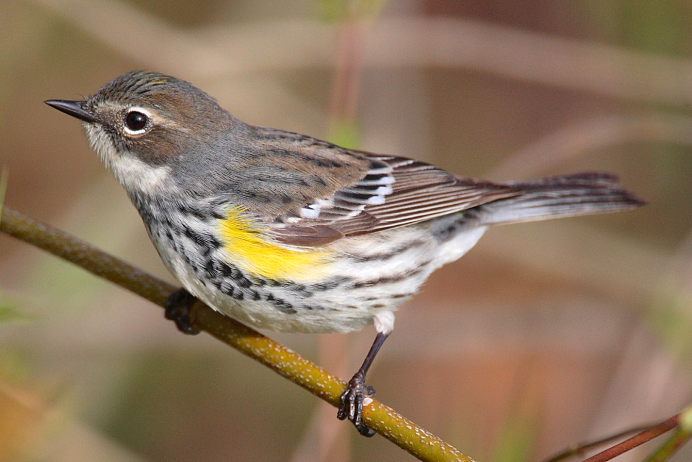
[84,123,172,196]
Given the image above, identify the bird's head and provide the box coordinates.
[46,71,238,196]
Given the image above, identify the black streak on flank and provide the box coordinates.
[274,299,296,314]
[432,209,480,243]
[205,260,216,279]
[345,239,424,263]
[177,203,210,221]
[391,293,413,299]
[183,225,221,250]
[351,268,424,289]
[220,282,235,297]
[309,277,351,292]
[286,284,313,298]
[236,277,252,288]
[219,262,237,278]
[301,305,327,311]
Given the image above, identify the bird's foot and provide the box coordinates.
[164,288,201,335]
[337,372,376,437]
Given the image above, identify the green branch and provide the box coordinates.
[0,206,473,462]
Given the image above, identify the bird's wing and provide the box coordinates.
[268,152,522,246]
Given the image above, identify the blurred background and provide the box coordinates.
[1,0,692,461]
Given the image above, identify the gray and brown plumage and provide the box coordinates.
[46,71,645,436]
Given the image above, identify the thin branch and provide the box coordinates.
[541,424,655,462]
[0,206,473,462]
[542,413,692,462]
[581,414,680,462]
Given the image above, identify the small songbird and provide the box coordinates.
[46,71,644,436]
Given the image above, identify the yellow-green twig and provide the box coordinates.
[0,206,473,462]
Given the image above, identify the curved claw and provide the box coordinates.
[164,288,201,335]
[337,373,376,437]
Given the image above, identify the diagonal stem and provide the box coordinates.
[541,424,654,462]
[581,414,680,462]
[0,206,473,462]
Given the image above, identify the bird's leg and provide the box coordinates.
[337,332,389,437]
[164,288,201,335]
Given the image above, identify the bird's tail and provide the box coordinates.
[480,172,645,226]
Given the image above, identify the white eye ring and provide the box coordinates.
[123,107,152,135]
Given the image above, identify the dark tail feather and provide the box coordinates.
[480,172,645,226]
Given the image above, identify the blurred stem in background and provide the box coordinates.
[319,0,387,149]
[647,226,692,368]
[0,168,21,323]
[491,364,542,462]
[293,2,388,461]
[0,168,7,222]
[327,20,362,150]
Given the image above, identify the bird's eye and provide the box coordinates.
[124,110,148,133]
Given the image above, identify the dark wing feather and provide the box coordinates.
[270,153,521,246]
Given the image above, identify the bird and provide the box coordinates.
[46,71,644,436]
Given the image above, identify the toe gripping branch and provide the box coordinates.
[338,332,389,437]
[164,288,201,335]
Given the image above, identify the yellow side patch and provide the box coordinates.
[217,206,332,281]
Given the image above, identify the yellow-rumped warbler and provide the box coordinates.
[46,71,644,436]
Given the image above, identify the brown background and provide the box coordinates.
[1,1,691,461]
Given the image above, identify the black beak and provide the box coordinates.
[45,100,98,123]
